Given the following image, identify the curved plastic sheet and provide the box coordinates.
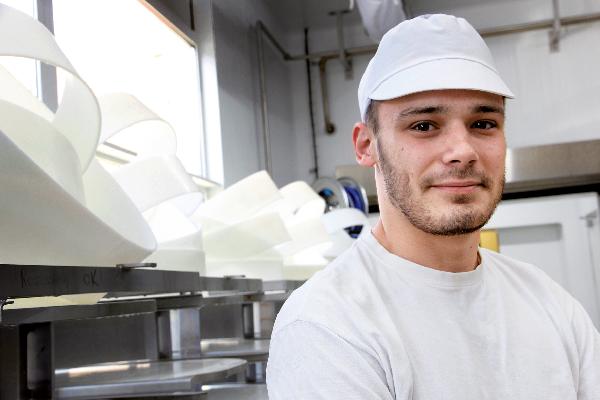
[0,99,84,203]
[144,203,202,244]
[279,181,326,220]
[275,217,331,257]
[0,4,101,170]
[0,130,155,266]
[204,213,291,260]
[0,5,156,272]
[82,159,157,253]
[99,93,177,155]
[53,74,101,170]
[0,65,53,120]
[112,155,201,213]
[261,181,326,225]
[192,171,282,230]
[99,93,203,217]
[206,258,284,280]
[95,93,205,272]
[200,175,375,280]
[142,201,205,273]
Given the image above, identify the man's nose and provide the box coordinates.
[441,123,479,165]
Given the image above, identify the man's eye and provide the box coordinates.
[410,122,436,132]
[472,120,497,129]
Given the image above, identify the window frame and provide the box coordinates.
[37,0,215,183]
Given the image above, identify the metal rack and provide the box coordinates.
[0,263,302,399]
[56,359,248,400]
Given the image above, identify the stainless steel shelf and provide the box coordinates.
[200,338,270,362]
[1,299,156,325]
[155,293,255,310]
[147,278,289,310]
[55,358,247,399]
[0,263,298,399]
[105,277,264,305]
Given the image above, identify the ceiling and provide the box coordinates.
[265,0,364,33]
[264,0,516,33]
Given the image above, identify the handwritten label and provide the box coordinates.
[82,269,99,287]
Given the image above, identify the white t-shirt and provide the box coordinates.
[267,231,600,399]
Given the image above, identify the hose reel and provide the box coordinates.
[312,177,369,237]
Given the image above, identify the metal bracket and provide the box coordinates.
[329,9,353,79]
[550,0,561,52]
[256,21,273,174]
[318,59,336,134]
[116,262,157,270]
[580,211,597,227]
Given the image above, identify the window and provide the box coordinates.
[52,0,205,176]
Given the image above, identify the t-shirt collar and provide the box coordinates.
[360,230,485,288]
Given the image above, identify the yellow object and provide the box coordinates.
[480,230,500,252]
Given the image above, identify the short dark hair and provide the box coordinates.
[364,100,380,135]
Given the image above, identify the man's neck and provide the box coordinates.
[371,217,481,273]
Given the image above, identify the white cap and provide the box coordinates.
[358,14,514,121]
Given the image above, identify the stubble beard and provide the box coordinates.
[377,140,504,236]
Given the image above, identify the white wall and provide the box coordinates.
[211,0,303,187]
[156,0,304,187]
[290,21,376,180]
[290,0,600,179]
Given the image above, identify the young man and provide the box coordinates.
[267,14,600,399]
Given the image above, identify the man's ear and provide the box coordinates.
[353,122,377,167]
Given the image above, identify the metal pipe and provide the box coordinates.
[336,12,347,69]
[304,28,320,179]
[318,59,335,134]
[288,44,377,62]
[277,11,600,63]
[256,21,292,60]
[257,10,600,144]
[304,11,600,134]
[260,10,600,61]
[335,11,352,77]
[480,11,600,37]
[256,23,272,174]
[550,0,561,51]
[188,0,195,31]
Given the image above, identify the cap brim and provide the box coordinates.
[369,58,514,102]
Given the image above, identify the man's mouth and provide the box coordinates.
[429,180,483,193]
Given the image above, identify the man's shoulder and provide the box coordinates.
[481,248,574,307]
[482,248,554,281]
[273,242,373,335]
